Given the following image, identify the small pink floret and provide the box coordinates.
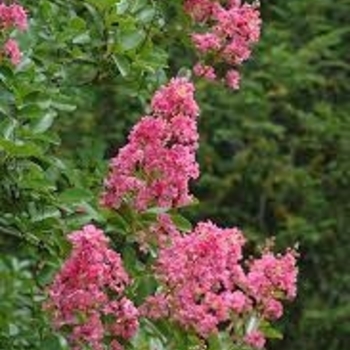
[45,225,139,350]
[4,39,21,65]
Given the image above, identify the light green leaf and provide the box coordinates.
[51,101,77,112]
[72,33,91,44]
[116,0,130,15]
[137,7,156,23]
[0,138,42,157]
[170,214,192,232]
[32,112,56,133]
[113,55,131,76]
[58,188,92,204]
[31,208,61,223]
[145,207,169,215]
[260,320,283,340]
[1,118,17,139]
[119,29,146,51]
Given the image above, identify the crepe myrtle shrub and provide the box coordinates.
[46,76,299,350]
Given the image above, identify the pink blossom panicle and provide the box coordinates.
[244,330,266,349]
[101,78,200,212]
[226,69,241,90]
[246,249,298,321]
[184,0,219,22]
[151,77,199,119]
[143,221,248,336]
[191,33,221,53]
[137,213,182,250]
[193,62,216,80]
[4,38,21,65]
[184,0,262,90]
[143,222,298,348]
[0,3,28,31]
[0,2,28,66]
[45,225,139,350]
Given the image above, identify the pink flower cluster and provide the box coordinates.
[142,221,298,348]
[45,225,139,350]
[137,213,182,250]
[0,2,28,65]
[184,0,261,90]
[246,250,298,320]
[142,221,247,336]
[101,78,200,212]
[0,2,27,30]
[3,38,21,65]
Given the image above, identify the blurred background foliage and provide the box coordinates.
[0,0,349,349]
[192,1,350,349]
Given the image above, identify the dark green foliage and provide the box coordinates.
[188,1,350,349]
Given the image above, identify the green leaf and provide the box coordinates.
[31,208,61,223]
[70,17,87,31]
[58,188,93,204]
[0,104,8,116]
[51,101,77,112]
[1,118,18,139]
[262,326,283,340]
[119,29,146,51]
[116,0,130,15]
[105,210,130,234]
[140,207,169,226]
[85,0,115,11]
[130,0,148,14]
[72,33,91,45]
[41,335,65,350]
[17,104,44,120]
[0,138,42,157]
[37,264,56,287]
[208,334,221,350]
[32,112,56,133]
[8,323,19,336]
[137,7,156,23]
[260,321,283,340]
[170,214,192,232]
[0,66,14,81]
[113,55,131,77]
[145,207,169,215]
